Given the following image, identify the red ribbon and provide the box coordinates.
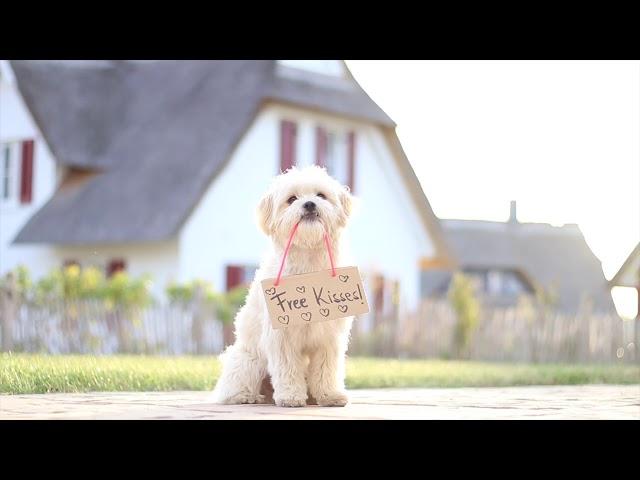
[274,221,337,286]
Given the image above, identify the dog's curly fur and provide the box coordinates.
[211,166,355,407]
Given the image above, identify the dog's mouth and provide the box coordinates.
[300,211,320,222]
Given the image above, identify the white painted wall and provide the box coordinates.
[180,103,436,310]
[348,125,435,311]
[0,60,59,277]
[178,112,274,291]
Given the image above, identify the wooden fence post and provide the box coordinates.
[635,286,640,364]
[634,315,639,364]
[1,272,18,352]
[191,285,205,355]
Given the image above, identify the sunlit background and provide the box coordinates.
[1,60,638,400]
[346,60,640,319]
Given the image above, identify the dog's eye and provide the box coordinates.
[317,193,326,200]
[287,196,297,205]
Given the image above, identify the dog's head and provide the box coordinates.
[257,165,354,248]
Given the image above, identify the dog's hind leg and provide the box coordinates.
[259,374,275,404]
[210,343,268,405]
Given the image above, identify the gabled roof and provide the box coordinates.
[609,242,640,288]
[10,60,450,262]
[423,219,616,313]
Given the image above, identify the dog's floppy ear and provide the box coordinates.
[338,186,354,227]
[256,190,274,236]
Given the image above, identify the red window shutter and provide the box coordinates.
[315,126,327,167]
[280,120,297,173]
[346,131,356,192]
[226,265,245,291]
[20,139,34,204]
[107,259,126,277]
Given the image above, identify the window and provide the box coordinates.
[226,265,258,291]
[1,142,19,203]
[280,120,297,173]
[107,259,126,277]
[315,128,355,191]
[2,144,11,200]
[502,271,531,296]
[20,140,34,204]
[475,269,532,297]
[0,139,35,205]
[487,270,503,295]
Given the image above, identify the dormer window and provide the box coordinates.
[466,268,533,297]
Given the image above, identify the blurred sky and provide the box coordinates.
[346,60,640,318]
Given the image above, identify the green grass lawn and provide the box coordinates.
[1,353,638,394]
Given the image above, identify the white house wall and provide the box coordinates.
[0,61,58,278]
[349,124,435,310]
[179,103,436,310]
[177,112,274,291]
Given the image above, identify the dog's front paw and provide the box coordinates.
[275,395,308,407]
[243,394,268,405]
[214,392,268,405]
[317,391,349,407]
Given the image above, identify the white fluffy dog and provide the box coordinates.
[211,165,355,407]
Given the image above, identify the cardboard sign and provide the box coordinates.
[261,266,370,329]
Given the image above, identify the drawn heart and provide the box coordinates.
[265,287,276,295]
[339,275,349,283]
[319,308,330,317]
[301,312,312,322]
[296,286,306,294]
[277,315,290,325]
[338,305,348,313]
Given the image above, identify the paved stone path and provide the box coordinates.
[1,385,638,419]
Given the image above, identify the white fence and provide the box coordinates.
[3,299,225,355]
[349,300,638,363]
[1,295,637,363]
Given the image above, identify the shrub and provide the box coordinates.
[166,280,249,325]
[5,265,152,308]
[448,273,481,359]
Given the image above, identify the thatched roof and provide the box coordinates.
[11,60,394,244]
[422,219,616,313]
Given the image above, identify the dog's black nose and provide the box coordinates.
[303,201,316,211]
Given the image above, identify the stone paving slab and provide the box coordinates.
[1,385,638,419]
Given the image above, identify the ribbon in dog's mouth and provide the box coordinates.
[261,220,370,328]
[300,211,320,222]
